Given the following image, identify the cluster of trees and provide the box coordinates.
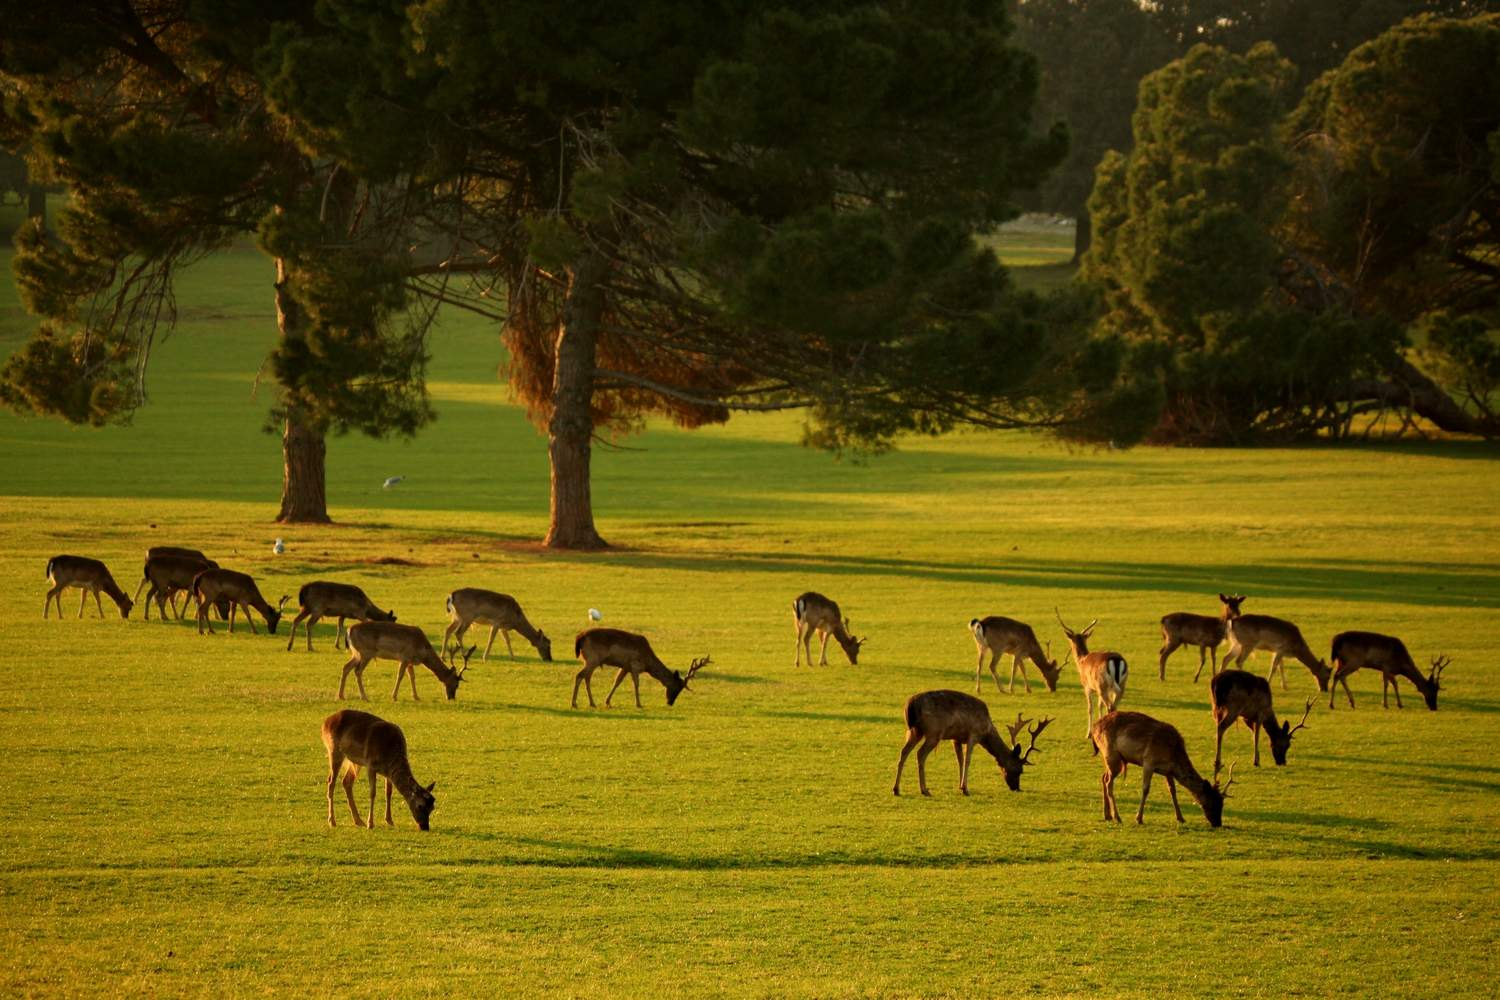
[1,3,1496,543]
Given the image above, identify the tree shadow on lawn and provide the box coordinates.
[490,700,687,721]
[759,708,890,725]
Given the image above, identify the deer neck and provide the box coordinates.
[383,757,423,804]
[641,657,678,692]
[1173,760,1214,803]
[421,653,458,683]
[978,729,1011,762]
[512,616,542,645]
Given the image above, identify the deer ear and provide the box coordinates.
[425,782,436,793]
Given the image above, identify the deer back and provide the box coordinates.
[575,627,665,670]
[793,592,843,630]
[300,580,391,620]
[149,545,210,563]
[1209,669,1273,727]
[903,690,999,742]
[1230,614,1313,656]
[1093,711,1196,779]
[449,587,523,625]
[1161,611,1226,647]
[147,554,216,590]
[47,555,118,590]
[1331,630,1416,675]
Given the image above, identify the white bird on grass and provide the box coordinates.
[272,538,285,555]
[588,608,602,622]
[383,476,405,489]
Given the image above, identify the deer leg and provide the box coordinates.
[1083,689,1094,738]
[915,736,941,796]
[1391,674,1404,709]
[1271,653,1287,690]
[818,630,831,666]
[1014,655,1032,694]
[631,671,643,708]
[962,739,977,794]
[502,630,516,658]
[1214,719,1230,775]
[326,752,345,827]
[197,597,213,635]
[354,660,371,701]
[604,667,630,707]
[893,730,922,795]
[384,778,395,827]
[1160,636,1181,681]
[572,663,598,708]
[244,601,259,635]
[974,647,984,693]
[337,653,359,699]
[92,587,105,618]
[313,615,329,652]
[334,617,348,650]
[366,768,378,830]
[483,625,499,661]
[1166,777,1185,823]
[77,589,87,618]
[285,610,309,651]
[341,764,364,826]
[43,585,58,618]
[1252,722,1261,766]
[407,662,421,701]
[794,620,804,667]
[1135,767,1155,824]
[1104,755,1125,822]
[1101,770,1115,821]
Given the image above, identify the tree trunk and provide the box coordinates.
[26,185,45,228]
[273,255,331,523]
[544,254,609,550]
[1071,205,1091,264]
[1347,357,1500,438]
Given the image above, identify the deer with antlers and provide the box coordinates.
[43,555,134,620]
[284,581,396,652]
[793,592,865,667]
[1210,670,1312,773]
[190,568,287,635]
[1328,631,1449,711]
[1222,613,1331,692]
[1091,710,1234,827]
[1159,593,1246,681]
[338,622,472,701]
[1056,610,1127,737]
[571,628,709,708]
[968,616,1061,695]
[893,690,1053,796]
[321,709,437,830]
[442,588,553,663]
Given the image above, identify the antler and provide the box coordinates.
[682,654,711,688]
[457,644,477,676]
[1053,607,1070,633]
[1218,761,1238,796]
[1005,712,1031,747]
[277,594,290,611]
[1288,699,1313,736]
[1430,655,1451,683]
[1020,717,1053,763]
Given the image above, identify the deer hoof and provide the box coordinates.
[920,789,932,798]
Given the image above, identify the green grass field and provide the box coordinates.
[1,222,1498,998]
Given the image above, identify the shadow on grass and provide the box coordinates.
[759,709,891,725]
[490,700,686,721]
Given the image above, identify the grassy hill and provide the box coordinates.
[1,220,1497,998]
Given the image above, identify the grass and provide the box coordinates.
[2,224,1499,998]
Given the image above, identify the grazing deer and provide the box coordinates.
[338,622,473,701]
[1223,614,1331,692]
[442,588,553,662]
[321,709,436,830]
[190,568,287,635]
[285,581,396,652]
[968,616,1060,694]
[893,691,1052,796]
[148,545,211,562]
[1091,710,1235,827]
[1210,670,1312,773]
[1328,631,1449,711]
[43,555,134,619]
[793,592,865,666]
[1159,593,1247,681]
[136,553,217,621]
[1056,610,1127,736]
[572,628,709,708]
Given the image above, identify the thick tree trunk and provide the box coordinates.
[273,255,331,523]
[1347,357,1500,438]
[545,255,608,550]
[1071,205,1091,264]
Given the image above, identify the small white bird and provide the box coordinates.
[588,608,602,622]
[382,476,405,489]
[272,538,285,555]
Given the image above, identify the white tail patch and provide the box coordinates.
[1107,656,1128,691]
[445,593,454,615]
[970,618,985,642]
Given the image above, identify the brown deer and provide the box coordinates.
[572,628,710,708]
[893,691,1052,796]
[321,709,436,830]
[148,545,211,562]
[1210,670,1312,773]
[793,592,865,666]
[443,588,553,662]
[1056,610,1128,736]
[968,616,1060,694]
[1328,631,1449,711]
[1223,614,1331,692]
[284,581,396,652]
[190,568,287,635]
[1159,593,1247,681]
[1091,710,1235,827]
[43,555,134,619]
[136,553,218,621]
[338,622,473,701]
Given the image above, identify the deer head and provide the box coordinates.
[1423,655,1450,711]
[1218,593,1247,618]
[1269,699,1313,766]
[667,655,712,706]
[535,629,553,662]
[1037,640,1061,692]
[1202,761,1236,828]
[442,645,476,700]
[410,781,437,831]
[267,594,291,634]
[998,713,1054,791]
[1054,608,1098,657]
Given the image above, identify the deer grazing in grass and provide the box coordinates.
[1091,710,1235,827]
[443,588,553,663]
[1210,670,1312,774]
[190,568,287,635]
[893,691,1053,797]
[338,622,473,701]
[44,556,134,619]
[571,628,710,709]
[1159,593,1246,681]
[321,709,436,830]
[1328,631,1449,711]
[1056,610,1127,736]
[1223,614,1331,692]
[793,592,865,667]
[968,616,1061,695]
[284,581,396,652]
[135,553,218,621]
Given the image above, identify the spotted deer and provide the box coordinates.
[892,690,1052,796]
[44,555,134,619]
[1159,593,1246,681]
[135,553,218,621]
[285,581,396,652]
[793,592,865,666]
[1091,710,1235,827]
[1328,631,1449,711]
[1056,610,1127,736]
[1210,670,1312,773]
[338,622,472,701]
[1223,614,1331,691]
[571,628,709,709]
[321,709,436,830]
[190,568,287,635]
[968,616,1060,694]
[443,588,553,662]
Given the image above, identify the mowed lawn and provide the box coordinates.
[1,227,1498,998]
